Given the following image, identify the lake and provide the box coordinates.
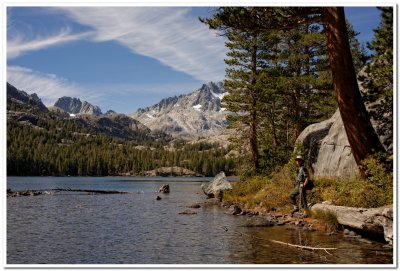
[7,176,393,265]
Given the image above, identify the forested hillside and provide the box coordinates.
[7,84,237,176]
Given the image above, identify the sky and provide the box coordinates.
[5,5,384,114]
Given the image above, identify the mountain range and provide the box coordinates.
[7,81,229,141]
[130,81,228,139]
[6,83,160,141]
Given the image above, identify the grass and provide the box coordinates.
[224,154,393,211]
[310,209,340,232]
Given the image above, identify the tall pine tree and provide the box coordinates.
[359,7,393,152]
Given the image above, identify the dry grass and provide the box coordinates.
[224,164,295,210]
[224,155,393,211]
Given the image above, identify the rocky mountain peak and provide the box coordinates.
[130,81,228,139]
[54,96,102,116]
[7,82,48,112]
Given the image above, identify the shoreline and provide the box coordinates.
[213,199,392,247]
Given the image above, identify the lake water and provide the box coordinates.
[7,177,393,265]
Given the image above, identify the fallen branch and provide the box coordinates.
[270,239,337,255]
[221,226,337,255]
[7,188,133,197]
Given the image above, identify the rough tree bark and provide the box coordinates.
[250,33,260,174]
[321,7,384,164]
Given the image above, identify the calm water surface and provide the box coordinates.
[7,177,393,265]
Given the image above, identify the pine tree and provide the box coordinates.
[207,6,385,165]
[359,7,393,152]
[201,7,271,175]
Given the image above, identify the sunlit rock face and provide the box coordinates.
[131,82,229,140]
[54,97,102,116]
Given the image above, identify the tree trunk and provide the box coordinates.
[250,33,259,174]
[322,7,384,164]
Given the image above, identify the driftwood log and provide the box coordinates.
[311,203,393,244]
[7,188,133,197]
[52,188,132,194]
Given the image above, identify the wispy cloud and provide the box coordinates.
[7,27,93,59]
[51,7,226,82]
[7,66,103,106]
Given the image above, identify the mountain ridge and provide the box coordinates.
[131,81,228,139]
[54,96,102,116]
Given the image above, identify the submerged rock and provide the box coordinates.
[187,203,201,209]
[179,210,197,215]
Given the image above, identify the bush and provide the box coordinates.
[308,154,392,208]
[224,152,393,211]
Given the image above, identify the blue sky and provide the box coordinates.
[6,6,383,114]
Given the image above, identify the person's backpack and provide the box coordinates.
[305,179,314,190]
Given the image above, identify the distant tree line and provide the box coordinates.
[7,118,237,177]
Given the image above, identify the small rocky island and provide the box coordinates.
[142,166,197,177]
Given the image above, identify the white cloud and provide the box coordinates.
[53,7,227,82]
[7,66,103,106]
[7,27,93,59]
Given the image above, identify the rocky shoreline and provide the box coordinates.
[198,172,393,247]
[196,198,391,247]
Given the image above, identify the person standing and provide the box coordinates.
[289,155,309,213]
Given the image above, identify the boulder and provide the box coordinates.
[159,184,170,194]
[187,203,201,209]
[296,109,358,178]
[228,204,242,215]
[311,203,393,244]
[201,172,232,200]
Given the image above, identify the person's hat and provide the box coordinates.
[295,155,304,161]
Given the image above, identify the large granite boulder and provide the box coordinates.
[296,68,392,179]
[311,203,393,244]
[201,172,232,200]
[296,109,358,178]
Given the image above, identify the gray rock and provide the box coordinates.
[187,203,201,209]
[296,109,358,178]
[159,184,170,194]
[311,203,393,244]
[54,96,102,116]
[228,204,242,215]
[7,83,48,112]
[201,172,232,199]
[243,217,274,227]
[297,90,391,179]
